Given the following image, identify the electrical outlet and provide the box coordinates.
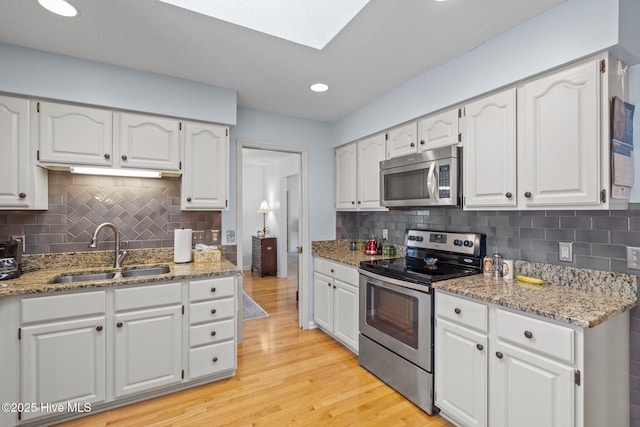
[558,241,573,262]
[192,230,205,247]
[12,235,25,252]
[382,229,388,240]
[627,246,640,270]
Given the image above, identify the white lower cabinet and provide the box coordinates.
[313,257,359,353]
[435,290,630,427]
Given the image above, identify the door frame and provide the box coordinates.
[236,140,309,329]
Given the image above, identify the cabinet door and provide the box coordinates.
[21,317,106,420]
[182,122,228,210]
[117,112,180,170]
[490,342,575,427]
[114,305,182,398]
[435,318,487,427]
[333,279,359,352]
[0,96,30,208]
[519,60,600,208]
[417,108,459,151]
[336,143,357,210]
[357,134,386,210]
[313,272,333,331]
[38,101,113,166]
[386,122,418,159]
[464,89,517,208]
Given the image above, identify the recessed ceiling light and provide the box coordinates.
[38,0,78,17]
[310,83,329,93]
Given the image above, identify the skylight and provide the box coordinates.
[158,0,370,50]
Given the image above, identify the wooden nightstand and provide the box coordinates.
[251,236,277,277]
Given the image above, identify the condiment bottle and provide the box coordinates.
[492,253,503,278]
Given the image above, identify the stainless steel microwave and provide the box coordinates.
[380,146,461,207]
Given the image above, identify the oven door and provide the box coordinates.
[359,270,433,372]
[380,161,437,207]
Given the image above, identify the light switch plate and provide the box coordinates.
[382,229,388,240]
[627,246,640,270]
[558,241,573,262]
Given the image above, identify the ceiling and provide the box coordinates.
[0,0,566,123]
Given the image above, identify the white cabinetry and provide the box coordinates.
[181,122,229,210]
[386,122,418,159]
[188,276,237,379]
[20,291,107,421]
[417,108,460,151]
[336,133,386,211]
[113,283,183,398]
[435,290,630,427]
[313,257,359,353]
[463,89,517,209]
[0,95,47,209]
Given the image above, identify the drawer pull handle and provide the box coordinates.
[524,330,533,339]
[210,287,216,293]
[96,325,103,332]
[210,331,217,337]
[476,344,483,351]
[496,351,503,359]
[211,309,217,314]
[454,308,461,315]
[212,357,218,363]
[117,322,123,328]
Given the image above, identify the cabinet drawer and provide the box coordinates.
[496,309,574,363]
[21,291,105,323]
[436,292,488,333]
[190,276,235,302]
[314,258,358,284]
[189,341,235,379]
[114,282,182,311]
[190,319,235,347]
[190,298,235,324]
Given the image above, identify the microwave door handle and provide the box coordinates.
[427,162,437,201]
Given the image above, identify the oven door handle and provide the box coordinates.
[358,269,432,294]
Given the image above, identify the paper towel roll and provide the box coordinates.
[174,229,192,263]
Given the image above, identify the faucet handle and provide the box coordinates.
[121,240,129,252]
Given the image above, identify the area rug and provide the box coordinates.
[243,291,269,320]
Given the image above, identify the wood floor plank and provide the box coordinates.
[55,271,453,427]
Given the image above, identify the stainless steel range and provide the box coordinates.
[358,229,486,414]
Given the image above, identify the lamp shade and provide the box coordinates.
[258,200,270,213]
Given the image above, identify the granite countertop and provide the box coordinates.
[312,240,637,328]
[0,248,240,298]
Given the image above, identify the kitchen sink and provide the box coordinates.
[50,266,170,284]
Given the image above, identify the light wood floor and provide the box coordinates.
[56,272,453,427]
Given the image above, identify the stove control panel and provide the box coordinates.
[405,229,485,256]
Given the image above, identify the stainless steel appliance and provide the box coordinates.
[380,145,460,207]
[0,240,23,280]
[358,229,485,414]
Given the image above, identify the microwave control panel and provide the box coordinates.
[438,164,451,199]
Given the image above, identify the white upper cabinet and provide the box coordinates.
[464,89,517,208]
[386,122,418,159]
[181,122,229,210]
[335,143,357,210]
[116,113,181,171]
[0,96,47,209]
[518,60,600,208]
[417,108,460,151]
[37,101,113,166]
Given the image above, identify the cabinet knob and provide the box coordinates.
[330,269,334,273]
[117,322,123,328]
[505,192,512,199]
[121,154,128,161]
[524,191,532,198]
[210,331,217,337]
[212,357,218,363]
[454,308,461,315]
[187,197,192,202]
[104,153,111,159]
[18,192,26,199]
[327,283,331,287]
[420,140,425,145]
[357,201,361,204]
[210,287,216,293]
[351,201,355,205]
[524,330,533,339]
[211,308,217,315]
[476,344,483,351]
[410,142,415,147]
[496,351,503,359]
[333,285,336,289]
[266,246,272,250]
[96,325,103,332]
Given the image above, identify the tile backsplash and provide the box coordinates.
[0,171,221,254]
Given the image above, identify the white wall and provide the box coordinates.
[241,164,265,268]
[0,43,237,125]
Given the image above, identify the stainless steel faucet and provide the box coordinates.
[89,222,128,268]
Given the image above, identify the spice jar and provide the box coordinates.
[492,253,503,278]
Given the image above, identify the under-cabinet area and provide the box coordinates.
[435,290,630,427]
[0,274,237,427]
